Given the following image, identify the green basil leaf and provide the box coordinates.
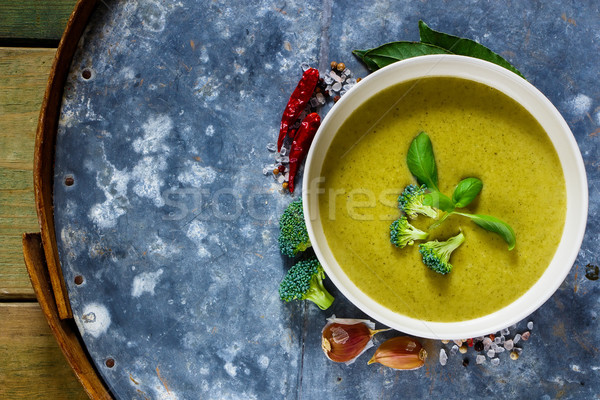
[353,42,450,70]
[456,212,516,250]
[351,49,379,71]
[418,20,525,79]
[452,177,483,208]
[423,191,454,213]
[407,132,438,191]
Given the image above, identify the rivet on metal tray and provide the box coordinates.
[82,69,92,80]
[105,358,115,368]
[74,275,84,285]
[64,175,75,186]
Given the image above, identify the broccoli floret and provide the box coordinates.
[279,258,334,310]
[418,232,465,275]
[390,216,428,248]
[278,198,311,257]
[398,184,438,219]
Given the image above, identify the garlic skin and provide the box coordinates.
[321,315,389,365]
[368,336,427,370]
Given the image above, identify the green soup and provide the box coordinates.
[319,77,566,322]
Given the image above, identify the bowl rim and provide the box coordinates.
[302,54,588,339]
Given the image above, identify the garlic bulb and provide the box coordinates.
[368,336,427,370]
[321,315,389,364]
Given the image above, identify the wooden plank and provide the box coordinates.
[0,47,55,298]
[0,0,77,41]
[0,303,88,399]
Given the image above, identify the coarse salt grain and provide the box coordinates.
[504,339,514,351]
[501,328,510,336]
[487,349,495,358]
[450,345,459,355]
[513,333,521,344]
[332,82,342,92]
[329,70,343,83]
[439,349,448,366]
[266,142,277,152]
[495,347,505,354]
[491,358,500,366]
[476,355,486,364]
[494,337,501,344]
[527,321,534,330]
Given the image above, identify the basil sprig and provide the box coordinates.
[354,20,525,79]
[455,213,516,251]
[406,132,516,250]
[452,177,483,208]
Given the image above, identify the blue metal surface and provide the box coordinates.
[53,1,599,398]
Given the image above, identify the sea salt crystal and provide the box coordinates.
[527,321,534,330]
[263,164,276,175]
[501,328,510,336]
[494,337,502,344]
[495,346,505,354]
[266,142,277,152]
[276,155,289,163]
[504,340,514,351]
[491,358,500,366]
[332,82,342,92]
[487,349,495,358]
[277,174,285,184]
[476,355,486,364]
[300,62,310,72]
[491,343,499,352]
[450,345,459,355]
[310,97,320,108]
[439,349,448,366]
[329,70,343,82]
[342,67,351,76]
[280,147,287,156]
[284,171,289,181]
[323,75,334,85]
[513,333,521,344]
[513,347,523,355]
[315,92,326,105]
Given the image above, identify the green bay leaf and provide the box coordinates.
[353,41,450,70]
[418,20,525,78]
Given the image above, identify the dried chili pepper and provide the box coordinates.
[287,112,320,193]
[277,68,320,152]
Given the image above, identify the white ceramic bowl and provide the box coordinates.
[302,55,588,340]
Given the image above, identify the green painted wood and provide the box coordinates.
[0,0,77,41]
[0,47,55,298]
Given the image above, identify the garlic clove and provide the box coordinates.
[368,336,427,370]
[321,316,390,364]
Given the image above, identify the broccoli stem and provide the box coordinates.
[305,276,334,310]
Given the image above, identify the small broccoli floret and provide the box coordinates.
[390,216,428,248]
[398,184,438,219]
[278,198,311,257]
[279,258,334,310]
[418,232,465,275]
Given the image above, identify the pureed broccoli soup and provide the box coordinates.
[319,77,566,322]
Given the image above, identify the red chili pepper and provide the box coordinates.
[287,112,320,193]
[277,68,320,152]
